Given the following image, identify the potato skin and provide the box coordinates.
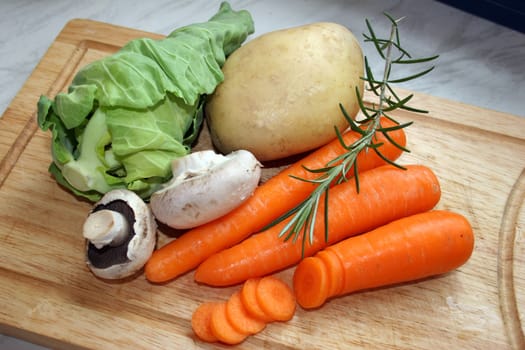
[206,22,364,161]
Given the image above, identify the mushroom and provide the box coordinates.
[83,189,157,279]
[150,149,262,229]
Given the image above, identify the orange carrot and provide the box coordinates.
[209,302,248,345]
[191,302,220,343]
[195,164,441,286]
[240,278,274,323]
[145,117,406,283]
[226,291,266,335]
[254,276,296,322]
[293,210,475,309]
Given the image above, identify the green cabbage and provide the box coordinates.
[37,2,254,201]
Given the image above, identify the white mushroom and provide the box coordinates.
[83,189,157,280]
[150,149,262,229]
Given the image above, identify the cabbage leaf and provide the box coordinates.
[37,2,254,201]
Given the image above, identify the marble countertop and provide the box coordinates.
[0,0,524,349]
[1,0,524,120]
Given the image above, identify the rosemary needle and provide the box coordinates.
[264,13,439,256]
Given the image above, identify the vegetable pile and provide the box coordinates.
[37,2,476,347]
[144,116,407,283]
[193,164,443,287]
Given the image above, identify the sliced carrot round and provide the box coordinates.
[191,302,220,343]
[293,257,330,309]
[255,276,296,322]
[226,291,266,335]
[240,278,273,322]
[210,302,247,345]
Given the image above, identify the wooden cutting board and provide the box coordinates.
[0,19,524,350]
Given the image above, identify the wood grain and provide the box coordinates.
[0,19,524,350]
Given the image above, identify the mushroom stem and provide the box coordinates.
[83,209,130,249]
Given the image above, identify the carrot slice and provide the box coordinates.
[210,302,248,345]
[194,277,297,344]
[240,278,273,323]
[317,249,344,296]
[226,291,266,335]
[191,302,220,343]
[292,257,330,309]
[255,276,296,322]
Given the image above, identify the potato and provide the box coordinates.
[206,22,364,162]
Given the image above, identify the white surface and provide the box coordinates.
[0,0,524,349]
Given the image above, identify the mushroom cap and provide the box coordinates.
[85,189,157,279]
[150,149,261,229]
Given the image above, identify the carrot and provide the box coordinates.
[293,210,475,309]
[191,302,220,343]
[210,302,248,345]
[240,278,274,323]
[254,276,296,322]
[226,291,266,335]
[195,164,441,286]
[145,117,406,283]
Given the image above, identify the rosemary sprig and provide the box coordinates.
[265,13,438,257]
